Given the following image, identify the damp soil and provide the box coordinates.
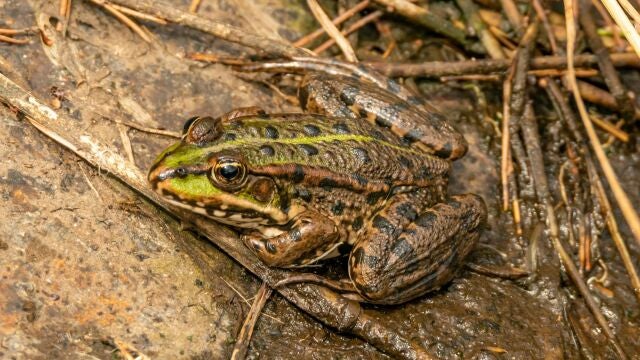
[1,0,639,359]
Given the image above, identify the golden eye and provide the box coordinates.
[211,158,246,189]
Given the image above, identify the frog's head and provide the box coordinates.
[148,116,289,227]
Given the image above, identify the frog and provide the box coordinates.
[148,62,487,305]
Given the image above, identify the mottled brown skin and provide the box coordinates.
[149,71,487,305]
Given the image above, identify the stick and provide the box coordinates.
[294,0,371,47]
[365,52,640,77]
[231,283,272,360]
[579,0,636,122]
[306,0,358,61]
[371,0,468,46]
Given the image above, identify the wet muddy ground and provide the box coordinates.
[1,0,639,359]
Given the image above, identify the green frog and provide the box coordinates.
[148,62,487,305]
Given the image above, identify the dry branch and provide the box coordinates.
[366,52,640,77]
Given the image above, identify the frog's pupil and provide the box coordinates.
[220,164,239,180]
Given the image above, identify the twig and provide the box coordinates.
[306,0,358,61]
[78,163,104,203]
[189,0,202,13]
[109,4,168,24]
[314,11,383,54]
[564,0,640,249]
[501,61,516,212]
[117,124,135,163]
[507,22,539,211]
[499,0,524,34]
[365,52,640,77]
[105,0,307,57]
[371,0,469,47]
[0,34,29,45]
[589,114,629,142]
[600,0,640,56]
[577,80,640,119]
[457,0,505,59]
[231,283,272,360]
[532,0,559,54]
[619,0,640,24]
[294,0,371,47]
[91,0,153,43]
[579,0,636,122]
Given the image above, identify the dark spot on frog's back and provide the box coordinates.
[352,217,363,231]
[223,132,237,141]
[396,203,417,221]
[289,227,302,242]
[259,145,275,156]
[292,165,305,183]
[264,125,279,139]
[372,215,396,235]
[434,142,453,159]
[351,147,370,163]
[265,241,277,254]
[295,187,312,202]
[299,144,319,156]
[303,124,321,137]
[331,201,345,215]
[319,177,338,190]
[352,247,380,270]
[352,173,368,186]
[374,116,392,128]
[391,238,414,258]
[367,191,386,205]
[402,129,423,144]
[333,122,350,134]
[415,212,437,227]
[398,156,413,169]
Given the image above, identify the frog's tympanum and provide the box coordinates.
[149,74,487,305]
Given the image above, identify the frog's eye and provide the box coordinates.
[184,116,223,145]
[211,158,246,190]
[182,116,200,135]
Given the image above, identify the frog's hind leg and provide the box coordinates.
[349,194,487,305]
[300,75,468,160]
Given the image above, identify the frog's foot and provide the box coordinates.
[300,75,468,160]
[349,194,487,305]
[243,209,342,268]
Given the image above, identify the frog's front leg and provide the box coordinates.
[349,194,487,305]
[243,209,343,268]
